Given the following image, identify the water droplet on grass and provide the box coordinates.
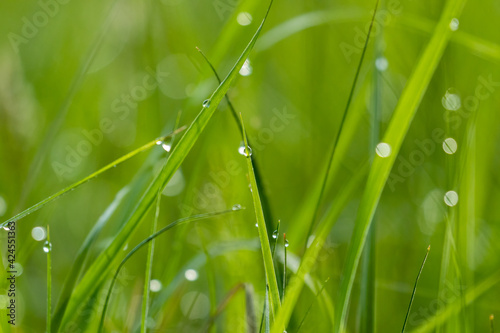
[375,142,391,158]
[31,226,47,241]
[239,59,253,76]
[43,241,52,253]
[237,12,252,26]
[238,143,253,157]
[449,18,459,31]
[202,99,210,108]
[285,239,289,247]
[272,230,278,239]
[232,204,242,211]
[443,138,458,154]
[375,57,388,71]
[185,269,198,281]
[444,191,459,207]
[150,279,162,292]
[442,89,461,110]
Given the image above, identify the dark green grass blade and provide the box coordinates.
[97,209,237,332]
[491,315,495,333]
[1,127,185,228]
[240,113,282,318]
[296,278,330,332]
[46,225,52,333]
[303,0,380,249]
[401,246,431,332]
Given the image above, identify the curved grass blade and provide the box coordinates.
[60,1,275,328]
[196,46,275,236]
[303,0,380,249]
[98,209,237,332]
[140,189,161,333]
[46,225,52,333]
[335,1,466,331]
[1,127,186,228]
[401,246,431,333]
[240,113,281,318]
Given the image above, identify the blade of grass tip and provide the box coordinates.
[240,113,281,318]
[51,186,129,333]
[296,278,330,333]
[46,225,52,333]
[334,1,466,332]
[303,0,380,250]
[196,46,276,236]
[63,2,274,328]
[98,208,237,333]
[491,314,495,333]
[1,127,186,228]
[140,189,161,333]
[283,233,287,302]
[16,0,121,211]
[402,245,431,333]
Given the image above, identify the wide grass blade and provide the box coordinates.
[60,2,275,326]
[334,1,466,332]
[98,209,237,332]
[1,128,185,228]
[240,113,281,318]
[401,246,431,332]
[46,225,52,333]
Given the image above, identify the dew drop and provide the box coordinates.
[185,269,199,281]
[442,89,461,111]
[31,226,47,241]
[444,191,459,207]
[375,142,391,158]
[284,239,289,247]
[161,143,172,152]
[150,279,162,292]
[449,18,459,31]
[43,241,52,253]
[443,138,458,154]
[3,226,10,231]
[255,223,258,227]
[272,230,278,239]
[375,57,389,71]
[239,59,253,76]
[232,204,242,211]
[238,143,253,157]
[237,12,253,26]
[202,99,210,108]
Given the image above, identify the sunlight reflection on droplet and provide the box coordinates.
[442,89,461,111]
[237,12,252,26]
[31,226,47,241]
[375,57,388,71]
[185,269,199,281]
[239,59,253,76]
[443,138,458,154]
[375,142,391,158]
[449,18,459,31]
[444,191,459,207]
[150,279,162,292]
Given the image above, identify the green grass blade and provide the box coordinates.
[1,127,185,228]
[202,283,245,332]
[491,315,495,333]
[50,186,129,332]
[240,113,281,318]
[283,233,287,302]
[97,209,237,332]
[296,278,330,332]
[333,1,466,331]
[46,225,52,333]
[303,0,380,249]
[401,246,431,333]
[140,189,161,333]
[60,2,274,326]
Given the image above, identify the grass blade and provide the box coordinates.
[303,0,380,249]
[140,189,161,333]
[1,127,185,228]
[296,278,330,332]
[401,246,431,333]
[334,1,466,332]
[98,208,237,332]
[60,1,274,327]
[240,113,281,317]
[491,315,495,333]
[46,225,52,333]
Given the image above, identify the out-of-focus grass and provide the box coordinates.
[1,0,500,332]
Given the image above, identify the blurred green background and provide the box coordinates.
[1,0,500,332]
